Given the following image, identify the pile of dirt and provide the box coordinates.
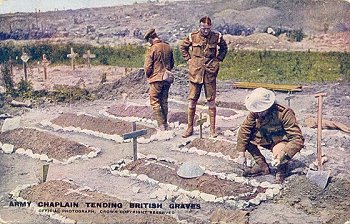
[94,67,190,100]
[123,158,263,198]
[94,69,148,100]
[0,128,93,160]
[276,175,350,224]
[107,104,189,124]
[51,113,156,137]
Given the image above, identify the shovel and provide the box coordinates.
[306,92,330,189]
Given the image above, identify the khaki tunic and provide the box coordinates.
[144,39,174,84]
[179,30,227,84]
[236,104,304,158]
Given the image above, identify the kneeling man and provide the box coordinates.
[236,88,304,183]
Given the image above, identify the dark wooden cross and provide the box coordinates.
[285,92,296,107]
[196,113,207,139]
[67,47,78,70]
[41,54,51,80]
[122,122,147,161]
[20,50,30,81]
[83,50,96,68]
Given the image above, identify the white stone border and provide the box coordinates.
[0,139,101,165]
[99,108,189,130]
[110,153,282,208]
[41,112,176,144]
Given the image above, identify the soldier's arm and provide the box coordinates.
[281,109,305,158]
[217,33,228,62]
[179,34,192,61]
[236,112,256,152]
[170,49,175,70]
[144,48,154,78]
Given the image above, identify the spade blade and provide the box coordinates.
[306,170,330,189]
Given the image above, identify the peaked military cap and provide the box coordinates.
[144,28,156,40]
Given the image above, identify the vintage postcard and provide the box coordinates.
[0,0,349,223]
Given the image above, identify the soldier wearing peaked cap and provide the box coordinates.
[236,88,305,183]
[144,28,175,131]
[179,16,228,138]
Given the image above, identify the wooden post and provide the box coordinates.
[67,47,78,70]
[20,51,30,81]
[41,54,50,80]
[83,50,96,68]
[122,122,147,161]
[315,92,326,170]
[42,164,49,183]
[196,113,207,139]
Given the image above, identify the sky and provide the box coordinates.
[0,0,349,14]
[0,0,149,14]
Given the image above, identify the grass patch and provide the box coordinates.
[219,50,350,83]
[1,42,349,83]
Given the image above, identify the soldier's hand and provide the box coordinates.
[272,150,290,166]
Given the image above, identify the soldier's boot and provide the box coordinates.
[208,107,218,138]
[243,144,270,177]
[161,104,169,130]
[182,108,196,138]
[276,163,289,184]
[243,158,270,177]
[154,108,166,131]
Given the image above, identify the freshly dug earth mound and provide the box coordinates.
[51,113,156,137]
[123,159,264,198]
[0,128,93,160]
[107,104,189,124]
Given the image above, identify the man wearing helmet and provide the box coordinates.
[236,88,304,183]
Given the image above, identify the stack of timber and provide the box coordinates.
[233,82,302,92]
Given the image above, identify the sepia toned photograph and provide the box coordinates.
[0,0,349,223]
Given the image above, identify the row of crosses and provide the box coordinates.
[16,48,96,81]
[67,48,96,70]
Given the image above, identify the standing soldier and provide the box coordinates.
[236,88,304,183]
[180,16,228,138]
[144,29,175,131]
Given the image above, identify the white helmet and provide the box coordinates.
[245,87,275,112]
[177,161,204,179]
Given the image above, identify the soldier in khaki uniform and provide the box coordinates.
[180,16,228,138]
[144,29,174,130]
[236,88,304,183]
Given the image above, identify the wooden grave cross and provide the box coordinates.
[20,51,30,81]
[41,54,51,80]
[67,47,78,70]
[284,92,296,107]
[122,122,147,161]
[83,50,96,68]
[196,113,207,139]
